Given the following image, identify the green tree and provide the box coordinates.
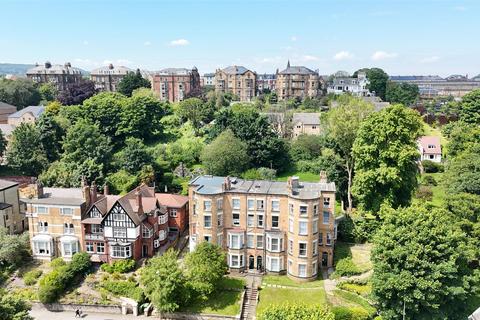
[115,137,153,174]
[38,83,58,104]
[0,230,30,268]
[165,123,205,167]
[443,121,480,157]
[117,69,151,97]
[6,123,47,175]
[258,304,335,320]
[201,130,249,176]
[372,204,480,319]
[140,249,189,316]
[444,149,480,195]
[352,105,423,212]
[0,78,41,108]
[37,112,64,163]
[176,98,214,132]
[457,88,480,124]
[364,68,389,100]
[0,131,7,159]
[39,160,80,188]
[385,81,419,106]
[0,289,33,320]
[289,134,325,162]
[323,95,374,211]
[106,169,139,194]
[183,242,227,299]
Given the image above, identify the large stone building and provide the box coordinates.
[26,61,83,91]
[257,74,276,93]
[189,174,337,281]
[151,67,201,102]
[0,179,26,234]
[327,71,370,96]
[215,66,257,101]
[90,64,132,92]
[275,61,321,100]
[201,73,215,87]
[292,113,322,138]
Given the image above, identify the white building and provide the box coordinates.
[417,136,442,163]
[327,71,370,96]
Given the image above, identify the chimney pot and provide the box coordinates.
[104,183,109,196]
[91,181,98,203]
[135,187,143,213]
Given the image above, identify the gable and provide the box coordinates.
[103,202,136,228]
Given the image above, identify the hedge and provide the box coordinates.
[101,259,136,274]
[100,279,145,303]
[23,269,43,286]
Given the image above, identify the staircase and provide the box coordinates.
[241,275,260,320]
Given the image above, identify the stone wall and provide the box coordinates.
[32,302,122,314]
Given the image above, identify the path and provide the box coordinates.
[241,273,262,320]
[322,269,336,296]
[30,305,148,320]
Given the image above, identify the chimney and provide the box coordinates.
[108,63,114,70]
[135,187,143,214]
[291,176,299,189]
[91,181,98,203]
[103,183,109,196]
[36,179,44,199]
[65,62,71,68]
[319,171,328,183]
[82,177,91,207]
[45,61,51,69]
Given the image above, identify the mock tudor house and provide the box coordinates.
[189,173,337,281]
[418,136,442,163]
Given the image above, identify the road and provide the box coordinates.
[30,307,150,320]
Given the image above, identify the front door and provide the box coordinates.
[142,244,148,258]
[248,255,254,269]
[256,256,263,270]
[322,252,328,267]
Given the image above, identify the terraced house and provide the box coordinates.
[215,66,257,101]
[275,61,321,100]
[189,174,337,281]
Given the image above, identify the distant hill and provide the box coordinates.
[0,63,35,76]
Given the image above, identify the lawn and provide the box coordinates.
[262,275,324,288]
[334,242,372,273]
[330,289,376,316]
[256,286,327,316]
[276,170,320,182]
[423,122,448,146]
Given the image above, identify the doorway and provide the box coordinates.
[142,244,148,258]
[248,255,254,269]
[322,252,328,267]
[256,256,263,270]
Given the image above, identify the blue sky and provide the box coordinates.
[1,0,479,77]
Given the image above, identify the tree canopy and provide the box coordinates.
[0,78,41,108]
[117,69,151,97]
[385,81,419,106]
[57,79,96,105]
[457,89,480,124]
[363,68,389,100]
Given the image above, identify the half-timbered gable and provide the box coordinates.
[103,202,139,241]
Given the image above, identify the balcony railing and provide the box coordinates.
[85,233,104,240]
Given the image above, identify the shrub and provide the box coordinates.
[415,186,433,201]
[69,252,91,274]
[421,160,444,173]
[101,259,136,274]
[334,258,361,277]
[101,280,145,303]
[421,175,437,186]
[259,303,335,320]
[331,306,369,320]
[23,269,43,286]
[50,257,66,268]
[337,280,371,297]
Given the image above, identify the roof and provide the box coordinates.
[90,65,132,75]
[203,73,215,77]
[8,106,44,119]
[470,307,480,320]
[390,75,444,81]
[0,101,17,112]
[0,179,18,190]
[279,66,316,75]
[156,68,195,76]
[26,63,83,75]
[190,175,335,200]
[418,136,442,155]
[155,193,188,208]
[22,187,85,206]
[221,66,251,75]
[0,202,12,210]
[0,124,14,136]
[292,113,320,125]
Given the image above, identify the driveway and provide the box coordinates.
[30,306,149,320]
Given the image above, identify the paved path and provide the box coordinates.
[30,306,148,320]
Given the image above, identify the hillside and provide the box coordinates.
[0,63,35,76]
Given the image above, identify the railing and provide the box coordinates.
[85,233,104,240]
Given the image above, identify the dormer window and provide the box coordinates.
[428,144,436,149]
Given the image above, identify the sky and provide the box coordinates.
[1,0,479,77]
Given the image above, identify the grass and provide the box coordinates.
[262,275,324,288]
[337,281,372,297]
[256,286,327,316]
[423,122,448,146]
[181,290,242,316]
[416,172,447,207]
[332,289,376,315]
[334,242,372,273]
[276,170,320,182]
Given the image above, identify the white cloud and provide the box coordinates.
[169,39,189,46]
[82,40,89,46]
[333,51,354,61]
[290,36,297,42]
[301,55,320,62]
[144,41,151,46]
[371,51,398,61]
[420,56,440,63]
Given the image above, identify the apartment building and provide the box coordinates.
[22,180,87,261]
[151,67,201,102]
[26,61,83,91]
[81,183,188,263]
[327,71,370,97]
[201,73,216,87]
[0,179,26,234]
[257,74,276,93]
[275,61,321,100]
[215,66,257,101]
[189,174,337,281]
[90,64,132,92]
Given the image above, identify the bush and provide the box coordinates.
[50,257,66,268]
[334,258,361,277]
[259,303,335,320]
[415,185,433,201]
[23,269,43,286]
[69,252,91,274]
[337,280,371,297]
[331,306,369,320]
[101,280,145,303]
[101,259,136,274]
[421,160,444,173]
[421,175,437,186]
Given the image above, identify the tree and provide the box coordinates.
[0,290,33,320]
[444,149,480,195]
[258,304,335,320]
[183,242,227,298]
[385,81,419,106]
[117,69,151,97]
[0,131,6,160]
[457,89,480,124]
[115,137,153,174]
[38,83,58,104]
[140,249,189,317]
[165,123,205,167]
[37,111,64,163]
[201,130,249,176]
[0,230,30,268]
[352,105,423,212]
[363,68,389,100]
[57,80,96,105]
[372,204,480,319]
[0,78,41,108]
[289,134,325,162]
[443,121,480,157]
[323,96,374,212]
[6,123,47,175]
[106,169,139,194]
[176,98,214,132]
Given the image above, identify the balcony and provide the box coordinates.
[85,233,104,241]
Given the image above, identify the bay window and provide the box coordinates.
[111,245,132,258]
[228,233,243,249]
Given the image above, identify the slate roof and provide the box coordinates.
[0,179,18,190]
[0,101,17,112]
[155,193,188,208]
[0,124,15,137]
[22,187,86,206]
[90,65,132,75]
[190,175,335,200]
[156,68,193,75]
[279,66,316,75]
[390,75,444,81]
[292,113,320,125]
[27,63,83,75]
[222,66,251,75]
[0,202,12,210]
[8,106,44,119]
[418,136,442,155]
